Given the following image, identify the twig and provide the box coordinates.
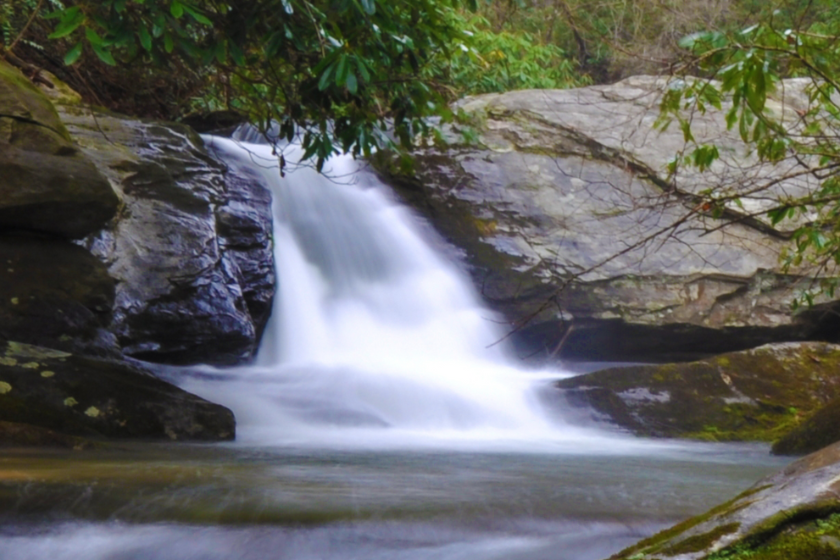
[7,0,45,55]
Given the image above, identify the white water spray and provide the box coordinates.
[185,134,644,452]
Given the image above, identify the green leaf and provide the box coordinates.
[360,0,376,15]
[229,42,245,65]
[92,44,116,65]
[138,26,152,51]
[183,4,212,25]
[355,58,371,83]
[318,64,334,91]
[281,0,294,14]
[85,27,104,46]
[346,71,358,94]
[335,55,349,86]
[680,120,695,143]
[678,31,706,50]
[171,1,184,18]
[63,42,84,65]
[747,66,767,113]
[767,207,788,225]
[48,8,85,39]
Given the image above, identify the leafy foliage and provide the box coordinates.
[443,14,584,94]
[660,0,840,305]
[9,0,488,170]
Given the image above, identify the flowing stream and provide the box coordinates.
[0,135,790,559]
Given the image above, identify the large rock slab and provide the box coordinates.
[377,76,838,362]
[51,100,274,365]
[610,442,840,560]
[558,342,840,444]
[0,60,117,238]
[0,340,233,441]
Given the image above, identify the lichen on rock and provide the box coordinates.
[0,339,234,441]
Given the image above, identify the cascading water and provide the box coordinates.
[0,131,793,560]
[185,133,634,451]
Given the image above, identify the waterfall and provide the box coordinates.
[184,133,635,452]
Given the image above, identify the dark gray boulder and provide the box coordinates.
[0,234,118,357]
[54,103,274,365]
[0,340,234,441]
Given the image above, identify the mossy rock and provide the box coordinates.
[558,342,840,444]
[772,397,840,456]
[0,339,234,441]
[0,59,73,153]
[0,60,118,238]
[610,442,840,559]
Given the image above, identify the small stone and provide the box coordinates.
[40,371,55,378]
[0,381,11,394]
[0,357,17,367]
[84,406,100,418]
[21,362,39,369]
[64,397,78,407]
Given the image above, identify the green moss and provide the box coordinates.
[613,486,767,559]
[562,343,840,444]
[773,398,840,455]
[5,342,70,360]
[660,523,740,556]
[709,512,840,560]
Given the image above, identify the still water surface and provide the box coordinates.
[0,443,788,560]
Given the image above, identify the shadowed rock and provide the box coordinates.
[0,234,117,357]
[0,60,118,238]
[0,340,234,441]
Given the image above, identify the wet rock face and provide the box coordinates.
[0,235,117,356]
[57,106,274,365]
[0,60,274,365]
[0,61,117,238]
[557,342,840,445]
[0,340,234,441]
[611,442,840,560]
[378,76,839,363]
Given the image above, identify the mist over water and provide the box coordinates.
[182,134,658,453]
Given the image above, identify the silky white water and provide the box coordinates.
[187,135,653,452]
[0,133,792,560]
